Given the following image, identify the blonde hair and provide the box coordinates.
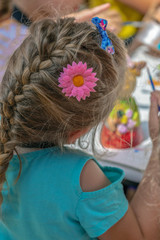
[0,17,126,204]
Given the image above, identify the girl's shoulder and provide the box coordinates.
[14,146,125,184]
[11,146,126,200]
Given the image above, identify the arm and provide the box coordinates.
[117,0,159,14]
[81,92,160,240]
[129,91,160,239]
[67,3,110,22]
[13,0,110,23]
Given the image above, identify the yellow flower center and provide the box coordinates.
[72,75,84,87]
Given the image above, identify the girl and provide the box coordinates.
[0,17,160,240]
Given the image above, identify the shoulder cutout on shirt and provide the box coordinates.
[80,160,111,192]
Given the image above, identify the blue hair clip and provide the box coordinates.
[92,17,115,55]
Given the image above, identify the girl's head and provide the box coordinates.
[0,17,126,202]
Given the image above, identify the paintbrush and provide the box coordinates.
[147,66,160,111]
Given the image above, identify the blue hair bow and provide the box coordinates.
[92,17,115,55]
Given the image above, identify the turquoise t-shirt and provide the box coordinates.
[0,147,128,239]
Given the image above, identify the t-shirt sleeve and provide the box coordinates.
[75,166,128,238]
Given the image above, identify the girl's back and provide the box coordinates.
[1,147,88,239]
[0,147,127,239]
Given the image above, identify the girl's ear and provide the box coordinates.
[68,128,90,144]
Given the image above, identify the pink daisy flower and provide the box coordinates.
[58,62,99,101]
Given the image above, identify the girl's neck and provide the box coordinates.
[15,142,57,155]
[15,146,40,155]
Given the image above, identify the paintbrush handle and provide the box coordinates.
[147,67,155,91]
[147,66,160,112]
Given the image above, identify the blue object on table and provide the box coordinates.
[147,66,155,91]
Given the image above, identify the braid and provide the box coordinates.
[0,47,29,204]
[0,18,78,200]
[0,101,16,205]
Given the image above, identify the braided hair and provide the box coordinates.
[0,17,126,205]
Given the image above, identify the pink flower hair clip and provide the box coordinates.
[58,62,99,101]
